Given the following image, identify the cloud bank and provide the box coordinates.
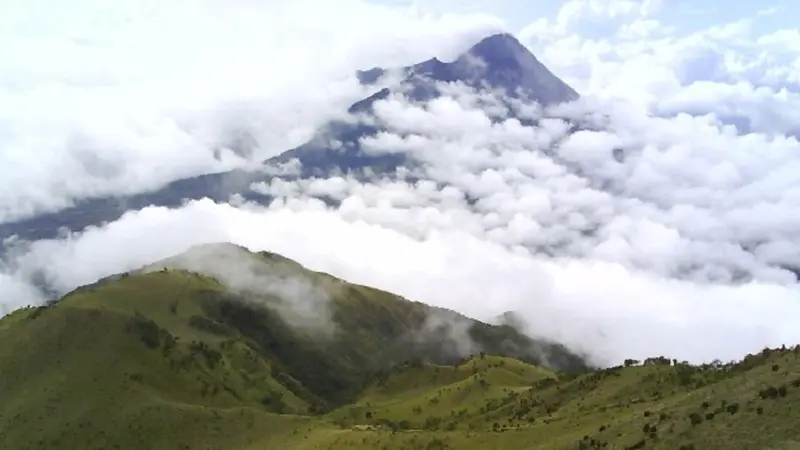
[2,0,799,367]
[0,0,502,222]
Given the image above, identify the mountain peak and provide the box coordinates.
[356,33,578,106]
[450,32,579,104]
[0,34,580,247]
[464,32,532,63]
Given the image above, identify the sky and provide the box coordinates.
[1,0,799,367]
[400,0,798,34]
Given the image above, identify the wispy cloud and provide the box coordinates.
[0,0,502,222]
[1,0,799,367]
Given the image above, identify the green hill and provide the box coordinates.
[0,243,798,450]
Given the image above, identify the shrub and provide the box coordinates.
[760,386,779,399]
[423,416,441,430]
[260,391,287,413]
[126,312,163,349]
[189,341,222,368]
[425,437,448,450]
[188,315,231,336]
[628,439,646,449]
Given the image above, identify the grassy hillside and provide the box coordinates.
[314,347,800,450]
[0,243,798,450]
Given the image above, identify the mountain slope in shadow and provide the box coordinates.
[0,33,579,246]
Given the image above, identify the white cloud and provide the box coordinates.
[4,198,798,366]
[0,272,40,315]
[2,0,800,368]
[0,0,504,223]
[520,0,800,116]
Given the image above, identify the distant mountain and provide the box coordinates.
[0,33,579,246]
[2,244,799,449]
[355,33,579,105]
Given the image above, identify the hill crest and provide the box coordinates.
[1,244,799,449]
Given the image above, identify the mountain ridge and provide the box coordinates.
[1,243,799,449]
[355,33,578,105]
[0,32,579,247]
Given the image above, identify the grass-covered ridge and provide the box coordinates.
[0,242,798,450]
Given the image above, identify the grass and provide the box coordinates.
[0,243,798,449]
[310,348,800,450]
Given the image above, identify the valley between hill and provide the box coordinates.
[0,244,798,450]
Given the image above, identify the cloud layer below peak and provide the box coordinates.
[2,0,799,367]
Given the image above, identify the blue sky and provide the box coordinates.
[375,0,796,35]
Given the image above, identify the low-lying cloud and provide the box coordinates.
[143,242,337,334]
[0,0,502,223]
[3,196,798,366]
[2,0,799,368]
